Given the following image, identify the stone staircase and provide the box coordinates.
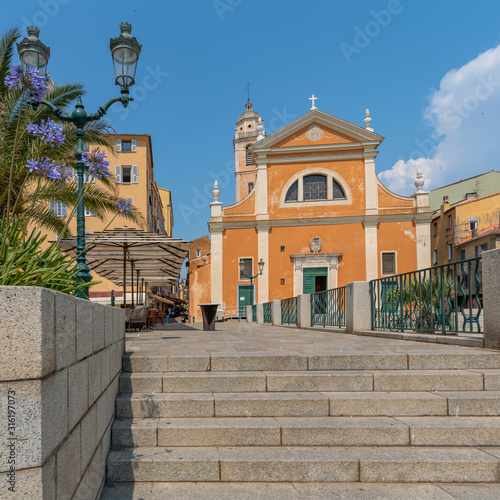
[102,350,500,498]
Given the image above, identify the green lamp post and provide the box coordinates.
[17,23,142,299]
[239,258,265,306]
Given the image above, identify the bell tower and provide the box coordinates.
[233,99,263,202]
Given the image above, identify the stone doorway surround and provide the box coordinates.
[291,252,341,297]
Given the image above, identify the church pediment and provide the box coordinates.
[251,109,384,153]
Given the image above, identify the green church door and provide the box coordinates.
[303,267,328,294]
[238,285,254,317]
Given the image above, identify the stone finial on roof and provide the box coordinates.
[256,117,266,142]
[212,180,220,202]
[364,109,373,131]
[415,169,426,192]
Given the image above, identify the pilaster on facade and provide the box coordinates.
[257,222,270,303]
[255,158,269,218]
[363,219,379,280]
[210,227,224,308]
[363,149,379,216]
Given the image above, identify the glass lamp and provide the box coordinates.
[17,26,50,76]
[109,22,142,89]
[239,259,245,274]
[258,259,265,274]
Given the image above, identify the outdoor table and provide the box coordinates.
[198,303,220,331]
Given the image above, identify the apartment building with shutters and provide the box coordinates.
[44,133,170,304]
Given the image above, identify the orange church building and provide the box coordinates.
[203,98,432,317]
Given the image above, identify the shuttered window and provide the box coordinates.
[116,139,122,152]
[115,165,121,183]
[50,200,67,217]
[382,252,396,275]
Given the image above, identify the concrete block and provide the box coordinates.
[157,417,281,447]
[297,294,311,329]
[442,391,500,416]
[0,456,56,499]
[295,483,455,500]
[107,447,220,481]
[101,346,112,392]
[122,353,168,372]
[55,291,76,370]
[107,375,119,423]
[246,305,252,323]
[112,306,125,343]
[326,392,448,416]
[0,380,42,471]
[68,359,89,430]
[271,300,281,326]
[119,373,162,393]
[266,371,373,392]
[482,370,500,390]
[345,281,371,334]
[256,303,264,324]
[309,353,407,371]
[163,372,266,393]
[104,305,113,347]
[76,298,93,361]
[278,416,409,446]
[400,416,500,446]
[92,303,105,352]
[167,353,210,372]
[56,425,81,499]
[80,404,97,471]
[372,370,483,391]
[219,446,359,482]
[211,353,307,372]
[350,446,500,482]
[214,393,329,417]
[112,418,158,447]
[0,287,55,381]
[409,352,500,370]
[88,351,102,407]
[149,483,300,500]
[41,369,68,461]
[116,393,214,418]
[96,393,109,441]
[482,248,500,350]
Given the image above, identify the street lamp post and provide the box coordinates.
[239,258,265,306]
[16,23,142,299]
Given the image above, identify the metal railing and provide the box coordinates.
[263,301,272,323]
[311,287,346,327]
[281,297,297,325]
[370,257,482,335]
[252,304,256,322]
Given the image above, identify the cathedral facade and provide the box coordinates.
[203,99,432,318]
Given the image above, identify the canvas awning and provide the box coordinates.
[59,227,190,304]
[147,293,174,306]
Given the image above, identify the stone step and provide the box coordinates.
[119,369,494,394]
[112,416,500,448]
[106,446,500,483]
[116,391,500,419]
[101,481,500,500]
[111,416,411,448]
[122,350,500,373]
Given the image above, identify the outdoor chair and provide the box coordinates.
[125,305,150,332]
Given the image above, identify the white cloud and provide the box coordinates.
[379,45,500,195]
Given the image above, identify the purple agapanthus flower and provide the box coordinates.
[27,119,65,147]
[5,64,48,102]
[114,200,131,216]
[82,148,110,180]
[26,157,71,184]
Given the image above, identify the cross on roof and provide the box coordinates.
[309,94,318,110]
[245,82,252,101]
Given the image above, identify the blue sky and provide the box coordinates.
[3,0,500,241]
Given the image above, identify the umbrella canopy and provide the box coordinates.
[59,227,190,304]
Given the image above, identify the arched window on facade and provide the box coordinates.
[245,144,255,166]
[303,175,327,201]
[285,180,298,202]
[332,179,346,199]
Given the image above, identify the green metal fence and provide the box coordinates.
[311,287,346,327]
[263,302,272,324]
[252,304,257,322]
[281,297,297,325]
[370,257,482,335]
